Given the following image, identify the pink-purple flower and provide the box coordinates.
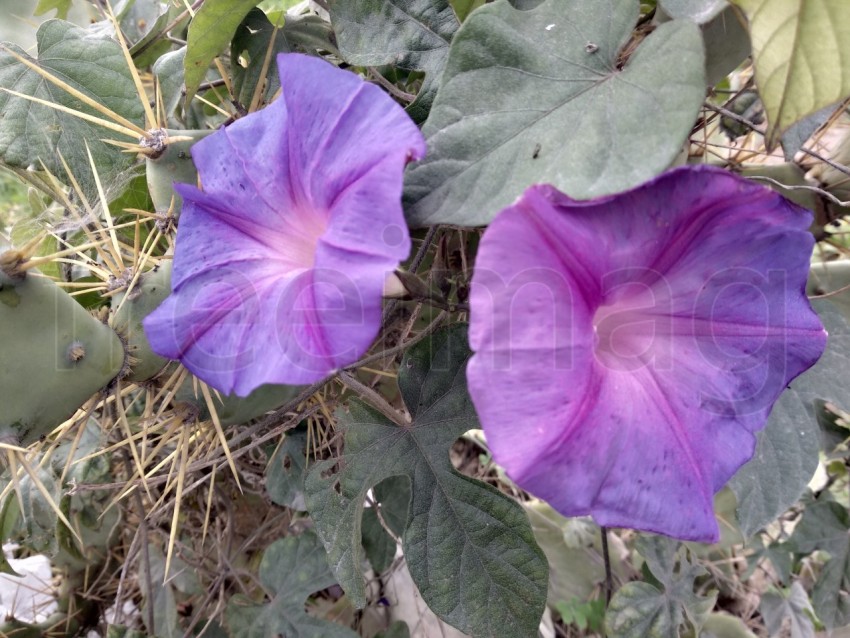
[143,53,425,396]
[467,166,826,542]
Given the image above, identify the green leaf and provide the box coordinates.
[660,0,728,22]
[729,301,849,537]
[34,0,73,19]
[0,20,146,201]
[329,0,460,123]
[729,0,850,149]
[265,429,308,511]
[362,475,412,572]
[605,536,716,638]
[361,507,397,572]
[701,612,758,638]
[140,544,180,638]
[760,582,815,638]
[781,102,840,161]
[374,621,411,638]
[701,6,750,85]
[124,1,181,67]
[225,531,358,638]
[183,0,261,105]
[524,502,608,603]
[152,47,186,123]
[305,324,548,638]
[791,499,850,629]
[450,0,486,21]
[231,9,289,107]
[403,0,705,227]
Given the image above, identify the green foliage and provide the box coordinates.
[403,0,705,227]
[329,0,460,122]
[701,6,750,85]
[729,0,850,148]
[265,429,308,511]
[305,324,548,638]
[791,498,850,629]
[0,20,146,200]
[605,536,717,638]
[659,0,728,22]
[183,0,262,105]
[175,379,302,426]
[524,502,612,603]
[231,9,289,107]
[450,0,486,21]
[230,9,336,107]
[553,598,606,634]
[33,0,73,19]
[730,301,850,536]
[1,1,850,636]
[760,582,816,638]
[225,531,358,638]
[0,266,124,445]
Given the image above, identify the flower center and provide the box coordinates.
[591,290,665,372]
[278,208,329,270]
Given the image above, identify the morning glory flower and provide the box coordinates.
[144,53,425,396]
[467,166,826,542]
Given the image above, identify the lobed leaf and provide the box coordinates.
[226,531,358,638]
[760,582,815,638]
[605,536,716,638]
[305,324,548,638]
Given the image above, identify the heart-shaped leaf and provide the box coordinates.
[729,0,850,149]
[403,0,705,227]
[305,324,548,638]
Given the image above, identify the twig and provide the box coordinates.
[703,102,850,177]
[68,407,316,494]
[132,0,205,59]
[368,67,417,103]
[746,175,850,207]
[347,311,448,369]
[338,370,406,425]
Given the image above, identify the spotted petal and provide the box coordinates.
[467,165,826,541]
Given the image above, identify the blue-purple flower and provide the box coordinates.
[467,166,826,542]
[144,53,425,396]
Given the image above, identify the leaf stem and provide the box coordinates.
[602,526,612,607]
[338,371,407,426]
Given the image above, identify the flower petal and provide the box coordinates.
[144,54,425,394]
[468,165,826,541]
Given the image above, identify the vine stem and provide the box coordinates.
[338,370,407,425]
[601,526,613,607]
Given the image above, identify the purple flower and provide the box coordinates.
[143,54,425,396]
[467,166,826,542]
